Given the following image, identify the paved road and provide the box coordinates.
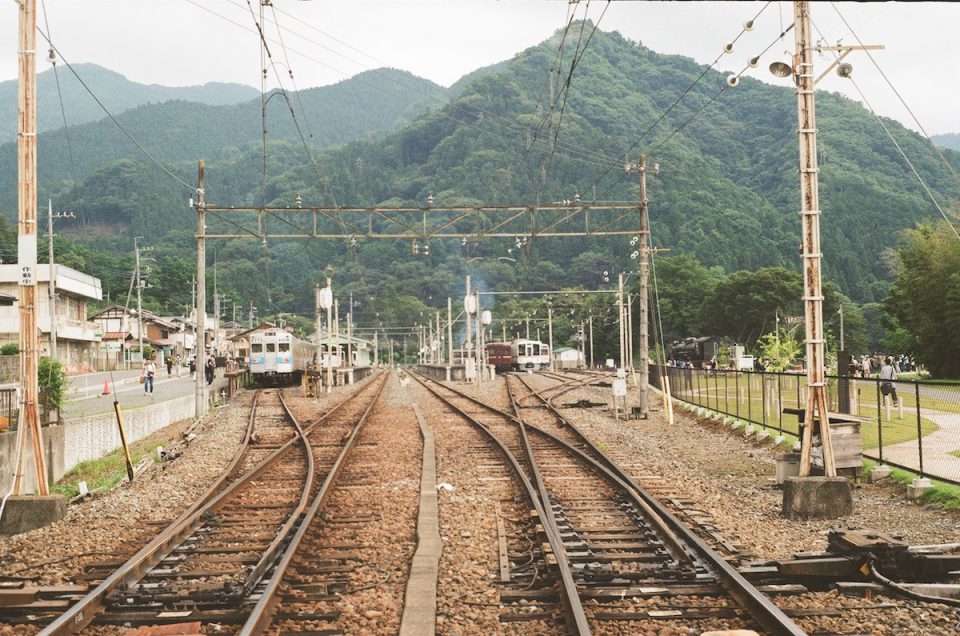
[881,408,960,481]
[62,371,227,419]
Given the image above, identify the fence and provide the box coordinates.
[652,365,960,485]
[0,387,60,433]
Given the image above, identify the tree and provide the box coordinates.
[756,326,802,372]
[650,253,720,342]
[885,220,960,376]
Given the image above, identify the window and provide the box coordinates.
[266,343,276,352]
[278,343,290,352]
[252,343,263,353]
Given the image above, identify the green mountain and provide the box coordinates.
[0,67,448,211]
[932,133,960,151]
[0,63,259,143]
[6,25,960,335]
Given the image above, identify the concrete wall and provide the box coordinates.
[416,364,466,382]
[1,389,220,496]
[0,355,17,383]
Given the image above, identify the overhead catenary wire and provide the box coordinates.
[188,0,619,171]
[809,14,960,241]
[584,3,777,200]
[35,29,196,194]
[828,2,960,194]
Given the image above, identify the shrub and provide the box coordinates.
[0,343,18,355]
[38,356,68,410]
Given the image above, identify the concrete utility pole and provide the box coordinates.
[626,155,658,417]
[135,237,144,361]
[315,284,322,383]
[617,273,625,371]
[446,297,453,380]
[793,1,835,478]
[547,305,554,371]
[195,161,207,420]
[325,278,333,393]
[589,314,594,369]
[464,276,472,372]
[14,0,48,495]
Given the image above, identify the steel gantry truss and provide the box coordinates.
[200,203,642,240]
[192,162,646,420]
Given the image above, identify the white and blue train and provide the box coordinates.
[249,330,314,384]
[510,338,550,371]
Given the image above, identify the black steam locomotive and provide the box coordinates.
[669,337,720,368]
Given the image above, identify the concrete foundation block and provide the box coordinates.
[774,435,786,445]
[743,425,755,437]
[756,430,770,443]
[730,420,743,430]
[867,465,891,483]
[0,495,66,535]
[782,476,853,519]
[907,477,933,500]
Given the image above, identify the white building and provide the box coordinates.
[0,264,103,374]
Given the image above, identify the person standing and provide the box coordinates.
[206,353,216,385]
[143,358,157,395]
[189,354,196,380]
[175,353,182,378]
[166,354,174,377]
[879,356,899,406]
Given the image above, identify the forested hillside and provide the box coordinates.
[0,67,447,211]
[3,24,959,358]
[0,64,258,143]
[932,133,960,152]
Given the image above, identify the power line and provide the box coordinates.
[829,2,960,193]
[584,3,776,200]
[809,14,960,240]
[35,29,195,193]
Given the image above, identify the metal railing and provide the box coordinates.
[652,365,960,486]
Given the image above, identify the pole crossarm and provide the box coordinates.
[200,204,640,240]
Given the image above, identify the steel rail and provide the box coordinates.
[408,371,593,636]
[510,372,808,636]
[38,382,374,636]
[239,371,389,635]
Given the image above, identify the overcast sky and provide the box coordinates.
[1,1,958,134]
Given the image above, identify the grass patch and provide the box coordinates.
[51,437,167,500]
[950,450,960,460]
[863,459,960,511]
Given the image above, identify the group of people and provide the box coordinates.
[142,352,219,394]
[847,353,916,378]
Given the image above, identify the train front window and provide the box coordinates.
[266,343,276,352]
[278,343,290,352]
[540,345,549,355]
[252,343,263,353]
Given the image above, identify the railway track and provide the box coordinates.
[26,372,387,635]
[411,369,805,635]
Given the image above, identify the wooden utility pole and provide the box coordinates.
[195,161,207,420]
[589,314,594,369]
[14,0,48,495]
[793,1,835,477]
[315,284,322,392]
[464,276,472,376]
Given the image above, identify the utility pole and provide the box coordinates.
[46,201,73,360]
[446,297,453,380]
[547,304,554,371]
[135,237,144,361]
[347,309,353,368]
[617,273,625,371]
[374,330,379,367]
[589,314,594,369]
[793,1,835,477]
[14,0,48,496]
[626,155,658,417]
[195,161,207,420]
[315,284,322,388]
[325,278,333,393]
[464,276,472,374]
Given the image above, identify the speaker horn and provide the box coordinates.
[726,74,740,87]
[837,62,853,78]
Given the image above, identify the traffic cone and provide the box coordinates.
[102,379,110,396]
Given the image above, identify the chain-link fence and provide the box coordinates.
[652,365,960,485]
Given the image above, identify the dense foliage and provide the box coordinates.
[0,25,958,372]
[886,220,960,376]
